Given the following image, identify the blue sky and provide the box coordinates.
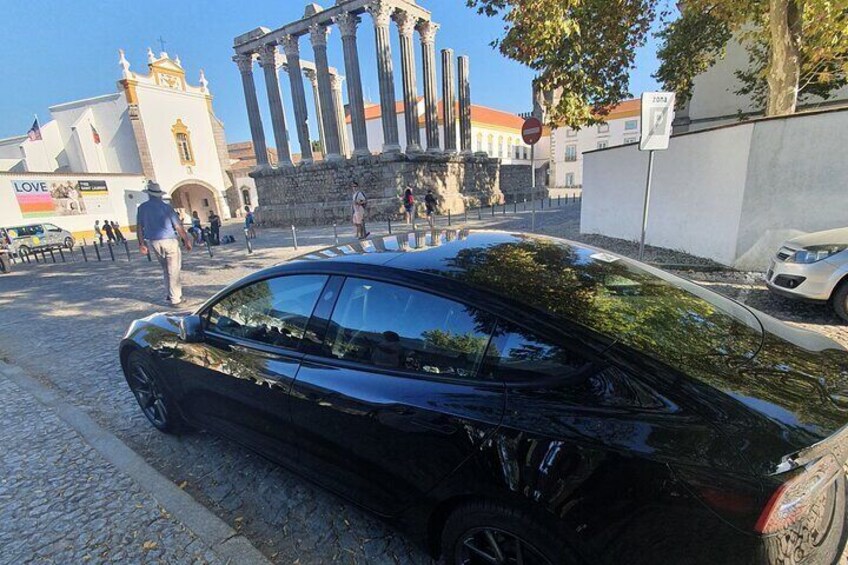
[0,0,662,143]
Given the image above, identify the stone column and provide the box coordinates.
[233,53,270,169]
[417,21,440,153]
[457,55,472,155]
[280,34,313,163]
[441,48,457,154]
[393,10,421,153]
[330,74,350,157]
[258,44,293,167]
[303,68,326,157]
[367,0,400,153]
[335,11,370,156]
[309,23,342,161]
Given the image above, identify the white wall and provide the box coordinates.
[582,108,848,269]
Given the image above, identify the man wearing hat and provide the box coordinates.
[136,181,193,306]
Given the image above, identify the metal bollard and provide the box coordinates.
[93,243,102,261]
[107,242,115,261]
[291,225,298,249]
[80,246,87,262]
[513,201,517,214]
[549,197,552,207]
[464,208,468,224]
[58,248,65,263]
[68,247,76,262]
[33,251,40,264]
[244,229,253,254]
[333,223,339,245]
[477,206,482,221]
[46,250,54,263]
[502,203,506,215]
[523,199,527,211]
[124,240,131,261]
[491,204,494,217]
[388,218,392,235]
[205,238,213,258]
[448,210,452,226]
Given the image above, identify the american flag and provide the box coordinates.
[27,119,42,142]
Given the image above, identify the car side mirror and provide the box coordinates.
[179,315,204,343]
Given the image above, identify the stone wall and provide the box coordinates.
[254,152,501,226]
[499,163,550,203]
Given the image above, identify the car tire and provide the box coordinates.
[64,237,74,250]
[439,501,582,565]
[124,350,184,434]
[18,245,30,258]
[832,280,848,323]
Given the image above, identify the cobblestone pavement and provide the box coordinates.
[0,369,226,564]
[1,201,846,563]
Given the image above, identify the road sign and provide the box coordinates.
[521,117,543,145]
[640,92,675,151]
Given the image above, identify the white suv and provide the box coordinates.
[765,227,848,321]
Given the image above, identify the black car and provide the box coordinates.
[120,229,848,564]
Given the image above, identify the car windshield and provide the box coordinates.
[435,235,764,378]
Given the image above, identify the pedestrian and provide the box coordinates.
[402,187,415,225]
[111,220,125,242]
[209,211,221,245]
[94,220,104,246]
[190,211,203,244]
[424,189,437,229]
[351,182,369,240]
[244,206,257,239]
[136,181,193,306]
[103,219,116,243]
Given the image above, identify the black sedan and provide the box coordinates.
[120,229,848,564]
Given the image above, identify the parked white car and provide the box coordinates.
[766,227,848,321]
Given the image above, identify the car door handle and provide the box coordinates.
[410,418,458,435]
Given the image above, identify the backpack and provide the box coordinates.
[405,192,414,205]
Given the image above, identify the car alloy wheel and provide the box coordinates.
[128,361,170,429]
[456,527,552,565]
[64,237,74,249]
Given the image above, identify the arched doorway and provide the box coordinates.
[170,182,221,223]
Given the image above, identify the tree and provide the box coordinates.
[468,0,848,124]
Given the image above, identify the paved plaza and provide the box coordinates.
[1,202,846,563]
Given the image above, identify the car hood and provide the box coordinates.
[725,311,848,446]
[785,227,848,248]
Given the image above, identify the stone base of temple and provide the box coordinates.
[253,152,502,227]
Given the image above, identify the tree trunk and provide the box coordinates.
[766,0,802,115]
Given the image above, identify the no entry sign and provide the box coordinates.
[521,117,543,145]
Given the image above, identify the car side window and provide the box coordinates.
[484,322,664,409]
[324,278,493,379]
[207,275,328,351]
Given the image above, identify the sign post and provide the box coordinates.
[638,92,675,261]
[522,116,543,231]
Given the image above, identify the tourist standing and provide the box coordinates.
[209,212,221,245]
[102,219,115,243]
[244,206,257,239]
[424,189,437,229]
[136,181,193,306]
[402,187,415,225]
[351,182,369,240]
[190,211,203,244]
[94,220,103,245]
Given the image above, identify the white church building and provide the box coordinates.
[0,49,235,240]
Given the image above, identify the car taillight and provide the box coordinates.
[755,454,841,534]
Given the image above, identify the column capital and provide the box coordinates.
[334,11,361,37]
[416,20,439,45]
[279,34,300,58]
[330,73,345,91]
[392,10,416,38]
[367,0,395,27]
[303,67,318,86]
[233,52,255,74]
[257,44,278,68]
[309,22,330,48]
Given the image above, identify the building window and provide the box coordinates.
[625,119,639,131]
[566,128,577,137]
[476,132,483,152]
[565,145,577,162]
[242,189,251,206]
[597,123,609,133]
[202,198,210,207]
[597,140,608,149]
[487,134,494,156]
[565,173,575,187]
[171,119,195,166]
[624,137,639,144]
[497,136,504,158]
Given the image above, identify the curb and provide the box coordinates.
[0,360,271,565]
